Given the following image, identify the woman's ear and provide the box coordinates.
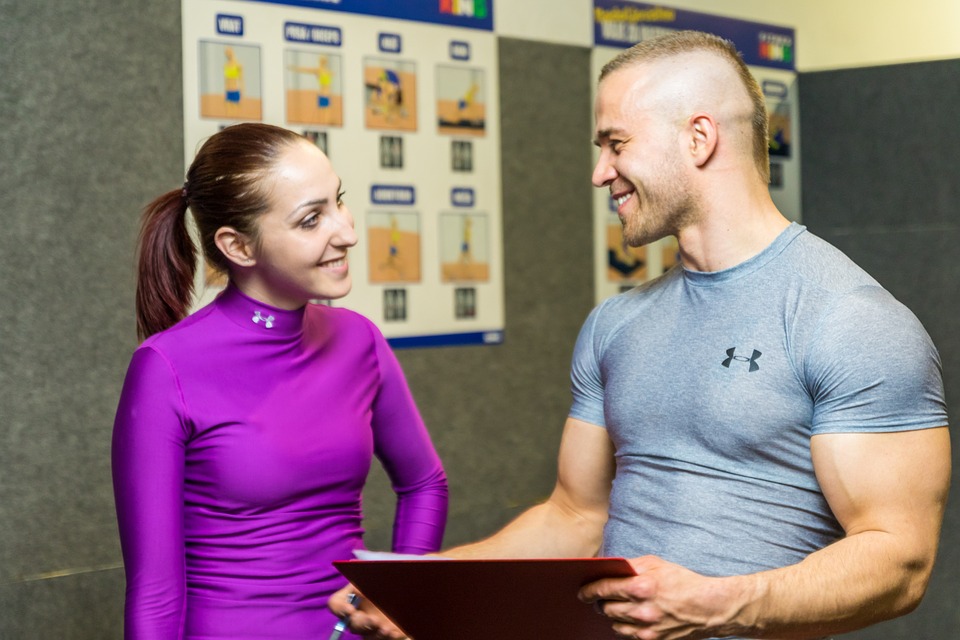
[214,226,256,267]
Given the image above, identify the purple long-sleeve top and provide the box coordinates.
[112,284,448,639]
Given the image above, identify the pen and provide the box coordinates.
[328,592,361,640]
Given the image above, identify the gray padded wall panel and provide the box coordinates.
[799,60,960,639]
[1,1,184,637]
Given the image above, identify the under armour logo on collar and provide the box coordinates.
[722,347,761,372]
[252,310,275,329]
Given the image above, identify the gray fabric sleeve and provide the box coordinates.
[569,306,607,427]
[806,286,948,434]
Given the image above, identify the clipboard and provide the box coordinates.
[334,557,635,640]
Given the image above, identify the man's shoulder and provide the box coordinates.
[588,266,684,330]
[782,229,881,294]
[602,265,684,307]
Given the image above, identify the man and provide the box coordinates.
[338,30,951,640]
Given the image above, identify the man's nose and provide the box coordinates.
[592,152,617,187]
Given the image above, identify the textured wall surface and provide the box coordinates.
[799,59,960,639]
[1,0,185,637]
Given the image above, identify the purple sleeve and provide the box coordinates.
[369,333,448,554]
[112,346,188,639]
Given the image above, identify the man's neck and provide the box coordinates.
[676,191,790,273]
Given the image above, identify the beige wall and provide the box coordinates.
[496,0,960,70]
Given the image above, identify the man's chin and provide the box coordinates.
[622,227,665,248]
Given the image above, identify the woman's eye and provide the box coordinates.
[337,190,346,207]
[300,213,319,228]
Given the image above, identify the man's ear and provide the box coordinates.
[688,112,718,168]
[214,226,256,267]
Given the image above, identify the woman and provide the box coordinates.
[112,123,448,639]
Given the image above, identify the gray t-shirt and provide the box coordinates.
[570,224,947,578]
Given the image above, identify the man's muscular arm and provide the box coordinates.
[579,427,951,640]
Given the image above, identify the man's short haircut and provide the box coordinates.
[600,30,770,182]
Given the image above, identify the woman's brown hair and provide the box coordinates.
[135,123,305,340]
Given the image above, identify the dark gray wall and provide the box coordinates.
[799,60,960,639]
[1,0,184,637]
[0,0,594,634]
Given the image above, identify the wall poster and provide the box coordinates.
[182,0,503,348]
[591,1,799,303]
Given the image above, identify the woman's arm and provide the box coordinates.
[369,335,448,554]
[112,347,189,639]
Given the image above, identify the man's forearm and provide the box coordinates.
[443,498,605,560]
[716,530,938,639]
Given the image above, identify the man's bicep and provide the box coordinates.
[812,428,951,542]
[552,417,616,524]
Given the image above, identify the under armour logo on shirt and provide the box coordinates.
[252,310,275,329]
[722,347,761,372]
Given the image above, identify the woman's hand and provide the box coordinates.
[328,584,410,639]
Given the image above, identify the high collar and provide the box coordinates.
[214,283,307,338]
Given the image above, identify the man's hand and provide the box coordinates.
[328,584,409,639]
[579,555,748,640]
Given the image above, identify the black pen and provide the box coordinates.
[329,592,361,640]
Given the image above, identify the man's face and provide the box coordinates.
[592,66,697,248]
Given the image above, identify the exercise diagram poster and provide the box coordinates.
[591,1,799,303]
[182,0,503,348]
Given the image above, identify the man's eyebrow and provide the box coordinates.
[592,127,622,147]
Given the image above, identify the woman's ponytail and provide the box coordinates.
[135,188,197,341]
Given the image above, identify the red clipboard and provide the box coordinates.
[334,557,635,640]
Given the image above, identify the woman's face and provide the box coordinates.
[239,140,357,309]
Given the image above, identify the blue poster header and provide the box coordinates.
[283,21,342,45]
[241,0,493,31]
[371,184,416,206]
[593,1,794,71]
